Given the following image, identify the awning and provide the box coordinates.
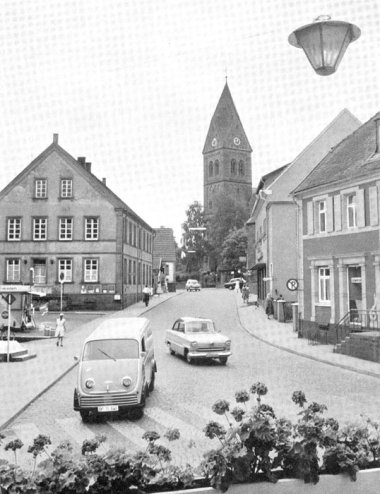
[250,262,266,270]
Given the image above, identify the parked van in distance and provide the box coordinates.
[73,317,156,421]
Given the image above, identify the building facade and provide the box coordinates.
[247,109,361,305]
[293,113,380,341]
[0,135,154,310]
[152,227,176,291]
[203,83,252,217]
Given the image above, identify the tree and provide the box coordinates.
[180,201,209,273]
[206,193,250,271]
[219,227,247,273]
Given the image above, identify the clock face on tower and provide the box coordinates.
[211,137,217,147]
[233,137,241,146]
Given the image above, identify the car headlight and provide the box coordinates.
[85,378,95,389]
[225,340,231,349]
[190,341,198,348]
[122,376,132,388]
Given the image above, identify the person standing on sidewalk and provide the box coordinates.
[264,293,274,319]
[55,313,67,347]
[142,285,151,307]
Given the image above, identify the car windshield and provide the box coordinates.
[83,339,139,361]
[185,321,216,333]
[188,280,198,284]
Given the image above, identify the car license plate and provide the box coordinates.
[98,405,118,412]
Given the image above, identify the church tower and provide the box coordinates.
[203,82,252,216]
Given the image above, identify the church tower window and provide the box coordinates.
[238,160,245,176]
[209,161,214,177]
[214,160,220,175]
[231,159,236,175]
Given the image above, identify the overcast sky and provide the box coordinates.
[0,0,379,242]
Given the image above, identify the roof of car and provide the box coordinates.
[178,316,213,323]
[85,317,150,342]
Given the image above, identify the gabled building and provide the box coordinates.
[0,134,154,310]
[293,112,380,353]
[152,227,176,291]
[203,83,252,217]
[247,109,361,304]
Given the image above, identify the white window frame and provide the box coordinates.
[319,267,331,303]
[33,218,47,241]
[347,194,357,228]
[59,218,73,240]
[84,259,98,282]
[61,179,73,198]
[6,259,21,282]
[58,259,72,282]
[35,179,47,198]
[7,218,21,241]
[85,217,99,240]
[318,200,326,233]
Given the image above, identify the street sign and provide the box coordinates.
[286,279,299,291]
[0,285,31,292]
[1,310,8,319]
[1,293,16,305]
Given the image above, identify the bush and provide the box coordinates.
[1,385,380,493]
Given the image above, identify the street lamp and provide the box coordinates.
[288,15,361,76]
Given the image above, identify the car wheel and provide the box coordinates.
[229,286,233,290]
[219,357,228,365]
[185,350,193,364]
[149,370,155,392]
[129,408,144,421]
[145,382,150,398]
[80,410,90,422]
[168,344,175,355]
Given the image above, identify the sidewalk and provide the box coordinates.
[0,291,179,430]
[235,292,380,379]
[2,289,380,431]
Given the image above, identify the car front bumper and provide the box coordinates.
[188,350,231,359]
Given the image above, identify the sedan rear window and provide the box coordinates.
[83,339,139,361]
[185,321,215,333]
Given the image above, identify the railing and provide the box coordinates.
[334,309,380,347]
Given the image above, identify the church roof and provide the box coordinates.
[203,83,252,154]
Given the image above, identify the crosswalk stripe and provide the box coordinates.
[55,417,98,445]
[108,420,148,450]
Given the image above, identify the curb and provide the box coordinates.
[0,292,181,431]
[234,298,380,380]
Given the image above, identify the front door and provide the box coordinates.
[348,266,362,322]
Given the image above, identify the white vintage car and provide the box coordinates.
[165,317,231,365]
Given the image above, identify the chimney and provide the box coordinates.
[53,133,59,144]
[77,157,86,167]
[376,118,380,154]
[85,162,92,173]
[102,177,107,185]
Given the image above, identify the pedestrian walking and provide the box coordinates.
[264,293,274,319]
[55,312,67,347]
[235,280,240,292]
[142,285,151,307]
[242,284,250,304]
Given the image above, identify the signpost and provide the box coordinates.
[0,292,17,363]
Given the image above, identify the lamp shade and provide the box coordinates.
[288,16,361,76]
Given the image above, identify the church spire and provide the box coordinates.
[202,82,252,155]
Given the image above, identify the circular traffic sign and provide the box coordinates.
[286,279,299,291]
[1,310,9,319]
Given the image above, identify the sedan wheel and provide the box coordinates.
[80,410,90,422]
[219,357,228,365]
[168,344,175,355]
[229,286,233,290]
[149,371,155,392]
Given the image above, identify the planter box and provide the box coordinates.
[163,468,380,494]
